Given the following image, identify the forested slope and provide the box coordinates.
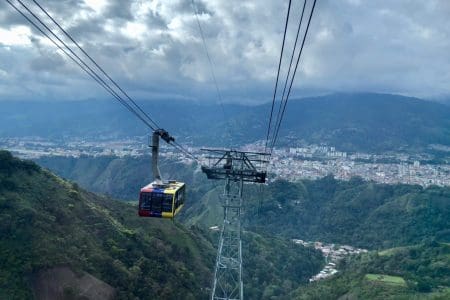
[245,177,450,249]
[1,151,323,299]
[37,155,450,250]
[0,151,214,299]
[36,155,208,201]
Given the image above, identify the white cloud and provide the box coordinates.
[0,25,31,46]
[84,0,107,14]
[0,68,7,79]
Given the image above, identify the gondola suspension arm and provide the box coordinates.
[151,129,174,184]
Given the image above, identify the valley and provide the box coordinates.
[1,0,449,298]
[1,92,449,300]
[14,151,449,299]
[0,151,324,299]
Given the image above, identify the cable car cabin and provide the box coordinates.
[138,181,185,219]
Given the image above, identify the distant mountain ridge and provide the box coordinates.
[1,93,449,152]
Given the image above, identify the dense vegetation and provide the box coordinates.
[3,93,450,152]
[37,155,450,251]
[33,154,450,299]
[243,232,323,299]
[245,176,450,249]
[1,151,322,299]
[290,242,450,299]
[0,151,214,299]
[36,155,210,201]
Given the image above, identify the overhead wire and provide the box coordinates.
[172,140,199,162]
[10,0,156,131]
[270,0,317,154]
[190,0,233,149]
[7,0,199,161]
[30,0,160,131]
[264,0,292,154]
[271,0,307,150]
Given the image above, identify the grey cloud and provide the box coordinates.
[30,51,66,72]
[67,19,106,41]
[145,11,167,30]
[1,0,450,103]
[103,1,134,21]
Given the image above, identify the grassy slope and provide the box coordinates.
[243,232,324,299]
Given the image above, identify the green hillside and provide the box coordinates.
[1,151,323,299]
[180,174,450,250]
[245,177,450,249]
[291,242,450,299]
[0,151,214,299]
[35,155,210,201]
[243,232,323,299]
[36,155,450,250]
[32,154,450,300]
[36,155,215,225]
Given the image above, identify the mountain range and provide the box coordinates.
[1,93,450,152]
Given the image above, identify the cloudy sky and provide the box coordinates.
[0,0,450,103]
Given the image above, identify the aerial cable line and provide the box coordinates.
[172,140,199,161]
[271,0,307,150]
[264,0,292,154]
[190,0,233,148]
[270,0,317,153]
[30,0,160,131]
[24,0,156,130]
[10,0,156,131]
[5,0,153,131]
[7,0,199,161]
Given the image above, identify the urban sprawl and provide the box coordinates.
[2,137,449,187]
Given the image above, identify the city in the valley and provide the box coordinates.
[1,136,449,187]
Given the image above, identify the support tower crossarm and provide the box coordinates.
[201,149,269,300]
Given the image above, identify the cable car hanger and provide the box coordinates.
[138,130,186,219]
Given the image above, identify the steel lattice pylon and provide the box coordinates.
[201,149,269,300]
